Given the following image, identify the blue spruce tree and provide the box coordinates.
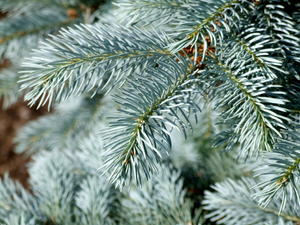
[0,0,300,224]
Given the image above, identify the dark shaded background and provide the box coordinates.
[0,99,47,188]
[0,57,48,187]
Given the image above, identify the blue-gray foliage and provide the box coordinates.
[0,0,300,224]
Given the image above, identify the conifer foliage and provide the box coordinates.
[0,0,300,224]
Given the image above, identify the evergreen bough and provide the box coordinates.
[0,0,300,224]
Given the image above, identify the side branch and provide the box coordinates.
[0,19,74,44]
[101,58,202,187]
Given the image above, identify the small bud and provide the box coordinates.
[67,8,79,19]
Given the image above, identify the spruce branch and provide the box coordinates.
[75,175,116,225]
[120,165,195,225]
[15,95,105,154]
[292,2,300,31]
[0,16,73,45]
[254,125,300,212]
[5,1,300,224]
[0,0,36,12]
[114,0,189,26]
[204,178,300,225]
[168,0,251,57]
[0,175,38,221]
[2,213,38,225]
[20,24,171,108]
[26,147,117,225]
[233,26,287,78]
[206,47,289,157]
[255,2,300,64]
[0,7,75,60]
[0,67,21,108]
[101,58,202,187]
[115,0,252,61]
[0,0,81,12]
[29,150,82,224]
